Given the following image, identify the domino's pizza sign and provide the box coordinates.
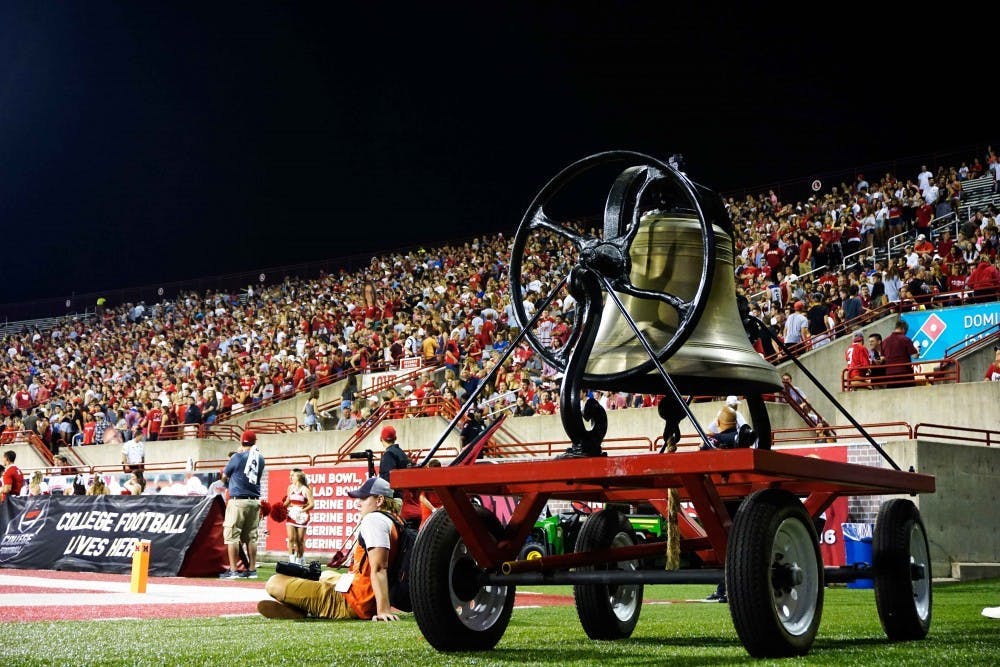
[902,303,1000,358]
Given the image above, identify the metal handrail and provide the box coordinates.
[769,421,913,446]
[476,436,657,459]
[913,422,997,446]
[943,322,1000,358]
[244,417,298,434]
[840,358,960,391]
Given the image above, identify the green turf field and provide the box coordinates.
[4,576,999,666]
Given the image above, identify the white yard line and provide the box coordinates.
[0,574,268,607]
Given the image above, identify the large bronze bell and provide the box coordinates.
[585,212,782,396]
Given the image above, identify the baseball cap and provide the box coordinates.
[853,333,864,341]
[241,429,257,445]
[380,425,397,442]
[917,234,926,240]
[793,301,804,311]
[725,395,739,407]
[347,476,393,499]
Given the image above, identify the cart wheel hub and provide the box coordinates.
[771,558,804,593]
[451,557,482,602]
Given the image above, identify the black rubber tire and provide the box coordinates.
[410,506,515,651]
[727,489,824,658]
[873,499,932,641]
[518,543,546,561]
[572,509,644,640]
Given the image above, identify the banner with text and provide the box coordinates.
[0,494,223,576]
[901,302,1000,358]
[265,467,367,555]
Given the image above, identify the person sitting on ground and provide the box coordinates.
[258,476,402,622]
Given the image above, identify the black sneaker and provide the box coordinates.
[240,569,258,579]
[219,570,241,580]
[705,591,722,601]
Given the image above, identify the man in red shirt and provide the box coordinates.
[913,234,934,258]
[144,399,164,441]
[881,320,919,389]
[798,233,813,276]
[14,386,32,411]
[935,230,954,260]
[763,240,785,272]
[914,202,934,239]
[1,450,24,501]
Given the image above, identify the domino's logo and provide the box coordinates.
[913,314,946,356]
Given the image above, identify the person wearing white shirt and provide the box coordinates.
[121,432,145,472]
[917,166,933,194]
[923,183,939,206]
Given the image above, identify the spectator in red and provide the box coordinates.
[914,200,934,240]
[535,389,557,415]
[913,234,934,259]
[763,239,785,273]
[844,332,871,390]
[797,232,813,276]
[936,229,955,260]
[967,257,1000,302]
[81,413,97,444]
[143,399,163,441]
[1,450,25,501]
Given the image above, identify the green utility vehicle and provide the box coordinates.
[520,502,669,561]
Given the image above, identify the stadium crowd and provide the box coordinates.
[2,150,999,459]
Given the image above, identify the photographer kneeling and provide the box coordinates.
[258,476,401,622]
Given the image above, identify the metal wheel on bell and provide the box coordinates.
[572,508,644,640]
[410,506,515,652]
[873,499,932,641]
[726,488,824,658]
[508,151,716,387]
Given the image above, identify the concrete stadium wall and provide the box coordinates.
[844,439,1000,581]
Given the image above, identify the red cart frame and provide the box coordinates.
[393,448,935,658]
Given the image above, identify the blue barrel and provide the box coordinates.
[842,523,874,589]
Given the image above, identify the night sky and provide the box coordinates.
[2,3,994,304]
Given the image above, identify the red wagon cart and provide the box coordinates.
[393,448,934,658]
[394,152,936,658]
